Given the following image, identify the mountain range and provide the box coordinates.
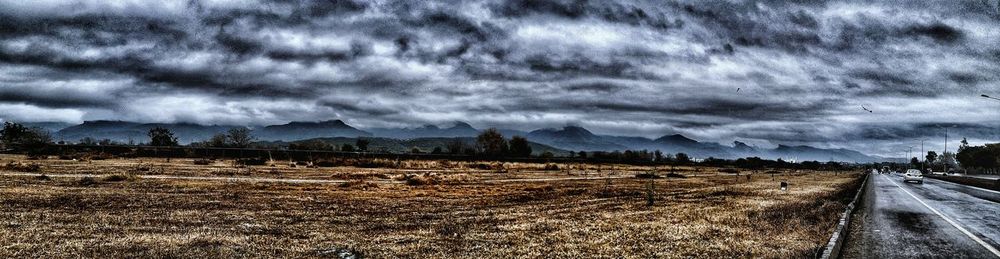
[16,120,880,162]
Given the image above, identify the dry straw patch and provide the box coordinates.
[0,155,860,258]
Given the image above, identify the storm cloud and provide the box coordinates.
[2,0,1000,157]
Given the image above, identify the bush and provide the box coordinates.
[193,159,213,165]
[469,162,503,170]
[314,160,340,167]
[1,161,41,172]
[635,173,661,179]
[403,174,440,186]
[88,153,113,160]
[543,163,560,171]
[78,177,97,186]
[35,174,51,181]
[102,174,133,182]
[355,158,399,168]
[665,172,686,178]
[236,157,267,166]
[719,168,740,174]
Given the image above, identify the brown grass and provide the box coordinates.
[0,154,861,258]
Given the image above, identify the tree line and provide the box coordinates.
[0,121,861,170]
[956,138,1000,171]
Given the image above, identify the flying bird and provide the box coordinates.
[861,105,873,113]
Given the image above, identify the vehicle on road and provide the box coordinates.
[904,169,924,184]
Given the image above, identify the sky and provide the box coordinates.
[1,0,999,157]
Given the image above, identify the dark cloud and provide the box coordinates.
[0,0,998,156]
[902,22,965,44]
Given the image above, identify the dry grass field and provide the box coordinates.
[0,154,862,258]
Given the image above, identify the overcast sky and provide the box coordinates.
[1,0,999,157]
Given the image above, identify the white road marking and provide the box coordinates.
[925,177,1000,195]
[882,174,1000,258]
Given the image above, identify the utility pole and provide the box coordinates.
[921,139,926,173]
[908,146,914,168]
[944,127,949,173]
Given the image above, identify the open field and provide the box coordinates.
[0,154,861,258]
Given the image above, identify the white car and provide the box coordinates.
[903,169,924,184]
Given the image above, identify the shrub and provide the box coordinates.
[636,173,661,179]
[543,163,560,171]
[665,172,686,178]
[1,161,41,172]
[35,174,51,181]
[193,159,213,165]
[469,162,502,170]
[404,174,440,186]
[102,174,133,182]
[88,153,113,160]
[236,157,267,166]
[719,168,740,174]
[314,160,340,167]
[78,177,97,186]
[355,158,399,168]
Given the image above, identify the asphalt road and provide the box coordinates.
[842,173,1000,258]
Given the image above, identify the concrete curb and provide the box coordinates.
[819,172,870,259]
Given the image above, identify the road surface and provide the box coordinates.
[842,173,1000,258]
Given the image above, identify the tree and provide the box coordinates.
[508,136,532,157]
[939,151,957,170]
[78,137,97,146]
[98,139,115,146]
[446,139,465,154]
[289,140,332,151]
[577,151,587,159]
[341,144,355,152]
[411,147,422,154]
[14,127,52,155]
[226,128,254,148]
[0,122,28,147]
[432,146,443,154]
[910,157,920,166]
[956,142,1000,170]
[148,127,178,146]
[207,133,228,147]
[925,151,938,166]
[675,153,691,164]
[476,128,508,156]
[355,138,370,151]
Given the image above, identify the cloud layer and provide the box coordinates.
[2,0,1000,156]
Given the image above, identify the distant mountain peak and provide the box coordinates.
[561,125,593,135]
[655,134,698,144]
[733,141,752,148]
[81,120,131,125]
[417,124,440,130]
[275,120,351,128]
[449,121,474,129]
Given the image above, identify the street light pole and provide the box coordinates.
[983,94,1000,142]
[908,146,914,168]
[921,139,926,173]
[944,126,948,173]
[983,94,1000,175]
